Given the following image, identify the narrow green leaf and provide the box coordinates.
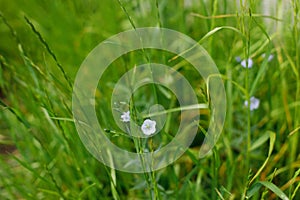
[198,26,245,44]
[78,183,97,198]
[291,168,300,199]
[169,26,245,62]
[249,49,272,96]
[250,131,276,184]
[246,182,262,197]
[38,188,61,197]
[0,99,31,129]
[11,155,51,185]
[250,132,270,151]
[259,181,289,200]
[247,181,289,200]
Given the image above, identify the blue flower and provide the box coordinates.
[244,96,260,111]
[235,56,241,62]
[241,58,253,68]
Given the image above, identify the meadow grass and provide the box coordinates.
[0,0,299,199]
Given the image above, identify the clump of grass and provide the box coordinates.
[0,0,299,199]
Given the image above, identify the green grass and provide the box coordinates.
[0,0,299,199]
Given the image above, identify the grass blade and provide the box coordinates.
[247,181,289,200]
[250,131,276,184]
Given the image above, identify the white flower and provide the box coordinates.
[262,53,274,62]
[141,119,156,136]
[241,58,253,68]
[267,55,274,62]
[244,96,260,111]
[121,111,130,122]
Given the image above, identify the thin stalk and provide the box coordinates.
[117,1,160,198]
[239,0,254,199]
[209,0,218,53]
[245,12,252,181]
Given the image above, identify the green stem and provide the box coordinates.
[143,104,208,118]
[239,1,253,199]
[245,0,253,182]
[116,2,160,198]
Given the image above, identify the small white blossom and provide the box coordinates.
[267,55,274,62]
[241,58,253,68]
[244,96,260,111]
[141,119,156,136]
[121,111,130,122]
[262,53,274,62]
